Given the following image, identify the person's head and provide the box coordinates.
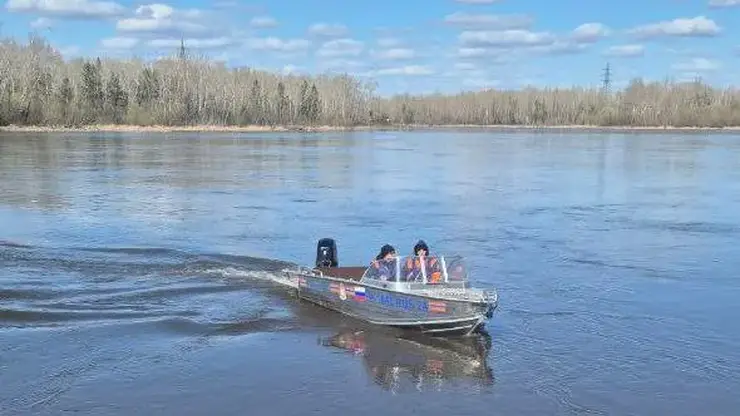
[413,240,429,257]
[376,244,396,261]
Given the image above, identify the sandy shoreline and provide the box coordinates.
[1,123,739,134]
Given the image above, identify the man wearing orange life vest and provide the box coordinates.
[404,240,443,283]
[369,244,397,280]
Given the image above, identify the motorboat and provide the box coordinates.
[281,238,498,336]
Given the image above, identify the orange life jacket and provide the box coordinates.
[405,256,441,283]
[370,259,395,280]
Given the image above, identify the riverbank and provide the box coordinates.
[0,124,356,133]
[2,123,740,134]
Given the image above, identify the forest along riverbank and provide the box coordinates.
[2,35,740,131]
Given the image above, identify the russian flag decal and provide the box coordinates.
[353,286,366,302]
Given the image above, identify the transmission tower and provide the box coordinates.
[178,36,187,60]
[601,62,612,94]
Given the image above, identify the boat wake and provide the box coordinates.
[0,241,306,334]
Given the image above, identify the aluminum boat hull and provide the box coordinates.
[285,269,497,336]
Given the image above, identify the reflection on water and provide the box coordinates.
[320,328,494,394]
[0,133,358,215]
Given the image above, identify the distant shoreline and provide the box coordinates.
[1,123,739,134]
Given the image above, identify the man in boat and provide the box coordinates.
[403,240,443,283]
[369,244,397,280]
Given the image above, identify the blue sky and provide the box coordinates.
[1,0,739,95]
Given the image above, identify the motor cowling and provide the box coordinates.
[315,238,338,268]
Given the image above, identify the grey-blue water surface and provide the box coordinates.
[1,130,739,415]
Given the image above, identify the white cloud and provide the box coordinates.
[708,0,740,7]
[454,62,477,71]
[30,16,53,29]
[443,12,533,29]
[250,16,277,28]
[457,47,487,58]
[100,36,139,49]
[308,23,348,37]
[374,65,434,76]
[459,30,556,47]
[372,48,415,60]
[116,4,210,36]
[672,57,720,72]
[456,47,506,59]
[147,37,236,49]
[457,32,590,60]
[442,63,490,83]
[571,23,610,43]
[316,38,363,57]
[377,38,401,48]
[138,3,170,19]
[532,41,587,55]
[453,21,606,60]
[604,44,644,57]
[628,16,721,38]
[6,0,125,18]
[117,19,207,35]
[246,37,311,53]
[316,58,366,71]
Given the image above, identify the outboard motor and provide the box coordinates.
[315,238,338,268]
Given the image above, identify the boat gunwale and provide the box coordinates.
[286,267,496,306]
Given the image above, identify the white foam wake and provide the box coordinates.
[199,266,297,288]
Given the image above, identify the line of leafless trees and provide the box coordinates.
[2,35,739,128]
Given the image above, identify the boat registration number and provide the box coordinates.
[367,291,429,313]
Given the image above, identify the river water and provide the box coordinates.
[1,130,739,415]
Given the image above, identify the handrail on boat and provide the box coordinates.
[440,256,449,283]
[358,254,469,286]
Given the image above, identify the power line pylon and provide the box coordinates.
[601,62,612,94]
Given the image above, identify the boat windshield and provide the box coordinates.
[361,255,470,286]
[362,257,402,282]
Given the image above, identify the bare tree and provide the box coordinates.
[1,35,739,128]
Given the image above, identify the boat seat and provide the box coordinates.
[315,266,367,281]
